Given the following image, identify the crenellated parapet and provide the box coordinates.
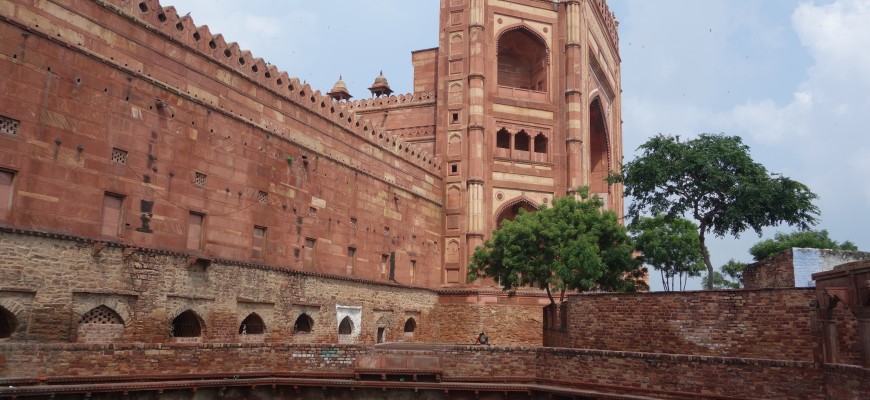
[101,0,440,173]
[346,91,437,112]
[590,0,620,52]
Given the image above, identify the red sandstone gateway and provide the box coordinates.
[0,0,866,398]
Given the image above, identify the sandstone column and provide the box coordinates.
[565,0,583,197]
[465,0,486,275]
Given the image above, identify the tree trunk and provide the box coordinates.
[545,285,556,306]
[699,231,714,290]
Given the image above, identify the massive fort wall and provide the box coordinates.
[0,0,443,286]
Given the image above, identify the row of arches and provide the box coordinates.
[0,305,418,341]
[495,128,549,163]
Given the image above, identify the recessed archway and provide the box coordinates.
[403,317,417,333]
[589,96,610,196]
[338,316,354,335]
[494,197,539,229]
[170,310,203,338]
[239,313,265,335]
[294,313,314,334]
[0,306,16,339]
[497,27,549,91]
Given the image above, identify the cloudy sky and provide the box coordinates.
[166,0,870,290]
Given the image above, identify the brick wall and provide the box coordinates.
[743,249,795,289]
[545,289,819,361]
[431,292,547,346]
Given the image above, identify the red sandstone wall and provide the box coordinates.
[0,0,443,286]
[545,289,819,361]
[743,249,795,289]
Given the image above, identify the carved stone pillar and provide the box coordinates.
[565,1,583,196]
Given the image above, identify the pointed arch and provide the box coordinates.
[294,313,314,334]
[0,305,16,339]
[170,309,203,338]
[494,196,539,229]
[73,298,132,326]
[589,96,611,196]
[403,317,417,333]
[496,25,550,91]
[338,316,354,335]
[239,312,265,335]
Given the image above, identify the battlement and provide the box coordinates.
[104,0,440,173]
[591,0,620,53]
[346,91,436,112]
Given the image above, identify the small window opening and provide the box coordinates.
[170,310,202,337]
[350,218,358,228]
[252,226,266,258]
[294,314,313,333]
[377,327,386,343]
[111,148,128,164]
[257,191,268,204]
[403,318,416,333]
[309,207,317,217]
[0,115,20,136]
[534,133,548,154]
[192,31,201,41]
[496,128,510,149]
[514,130,530,151]
[451,112,459,123]
[1,306,17,338]
[193,172,207,186]
[449,163,459,175]
[80,305,123,324]
[239,313,265,335]
[338,316,353,335]
[410,260,416,278]
[175,22,183,31]
[157,13,166,22]
[138,2,148,12]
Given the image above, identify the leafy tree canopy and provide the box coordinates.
[609,133,819,289]
[467,187,647,305]
[749,229,858,261]
[703,270,741,290]
[630,215,705,291]
[719,259,746,288]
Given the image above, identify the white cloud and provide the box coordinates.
[793,0,870,88]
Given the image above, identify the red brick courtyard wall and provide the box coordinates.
[545,289,819,361]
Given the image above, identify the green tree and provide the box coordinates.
[467,187,647,305]
[702,270,740,290]
[609,134,820,290]
[630,215,705,291]
[719,259,746,288]
[749,229,859,261]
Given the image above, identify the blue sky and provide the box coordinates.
[167,0,870,290]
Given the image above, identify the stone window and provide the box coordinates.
[252,226,266,259]
[303,238,316,269]
[338,316,353,335]
[380,254,389,277]
[350,217,358,228]
[0,306,16,338]
[111,148,128,165]
[193,172,207,186]
[410,260,416,279]
[170,310,202,338]
[347,247,356,275]
[514,130,530,152]
[403,317,417,333]
[80,305,123,324]
[239,313,265,335]
[187,212,204,250]
[294,313,313,334]
[100,193,124,237]
[496,128,511,151]
[534,133,548,154]
[309,207,317,217]
[497,27,549,91]
[0,114,19,135]
[257,191,268,204]
[449,163,459,175]
[0,169,14,221]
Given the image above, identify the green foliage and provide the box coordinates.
[702,270,741,290]
[286,156,295,165]
[749,229,859,261]
[630,215,705,291]
[467,188,647,305]
[610,134,820,289]
[719,259,746,288]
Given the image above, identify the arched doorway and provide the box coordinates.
[494,198,539,229]
[589,97,610,196]
[497,27,549,91]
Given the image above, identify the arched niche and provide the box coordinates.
[589,96,611,196]
[497,27,549,91]
[294,313,314,334]
[239,313,265,335]
[494,197,539,229]
[170,310,203,338]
